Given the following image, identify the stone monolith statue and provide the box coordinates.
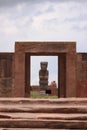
[39,62,49,91]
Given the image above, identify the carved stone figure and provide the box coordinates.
[39,62,49,91]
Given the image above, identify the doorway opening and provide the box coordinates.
[30,56,58,98]
[25,53,66,98]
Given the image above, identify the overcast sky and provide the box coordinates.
[0,0,87,85]
[0,0,87,52]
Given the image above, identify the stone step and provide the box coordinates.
[0,98,87,129]
[0,128,78,130]
[0,119,87,129]
[1,128,86,130]
[0,128,86,130]
[0,113,87,120]
[0,98,87,105]
[0,105,87,113]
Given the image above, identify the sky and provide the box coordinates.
[0,0,87,85]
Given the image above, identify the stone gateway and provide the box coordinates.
[0,42,87,97]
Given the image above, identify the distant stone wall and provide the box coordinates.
[48,86,58,96]
[76,53,87,97]
[31,85,58,96]
[0,53,14,97]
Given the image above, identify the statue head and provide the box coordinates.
[40,62,48,70]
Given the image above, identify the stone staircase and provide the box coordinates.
[0,98,87,129]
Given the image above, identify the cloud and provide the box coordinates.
[0,0,27,8]
[0,0,87,7]
[0,0,87,52]
[31,1,87,32]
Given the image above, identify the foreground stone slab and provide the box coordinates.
[0,129,86,130]
[0,128,72,130]
[0,98,87,104]
[0,129,59,130]
[0,113,87,120]
[0,105,87,113]
[0,119,87,129]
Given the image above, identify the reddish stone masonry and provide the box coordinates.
[0,42,87,97]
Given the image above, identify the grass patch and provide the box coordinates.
[30,91,58,99]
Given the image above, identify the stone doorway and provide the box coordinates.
[25,54,65,98]
[13,42,76,97]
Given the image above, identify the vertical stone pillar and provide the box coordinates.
[58,54,66,97]
[25,53,30,97]
[13,51,25,97]
[66,52,76,97]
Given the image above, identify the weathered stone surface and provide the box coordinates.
[39,62,49,91]
[0,98,86,129]
[0,128,59,130]
[77,53,87,97]
[0,119,87,129]
[0,53,14,97]
[14,42,77,97]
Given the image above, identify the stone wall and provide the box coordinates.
[76,53,87,97]
[0,53,14,97]
[31,86,58,96]
[0,51,87,98]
